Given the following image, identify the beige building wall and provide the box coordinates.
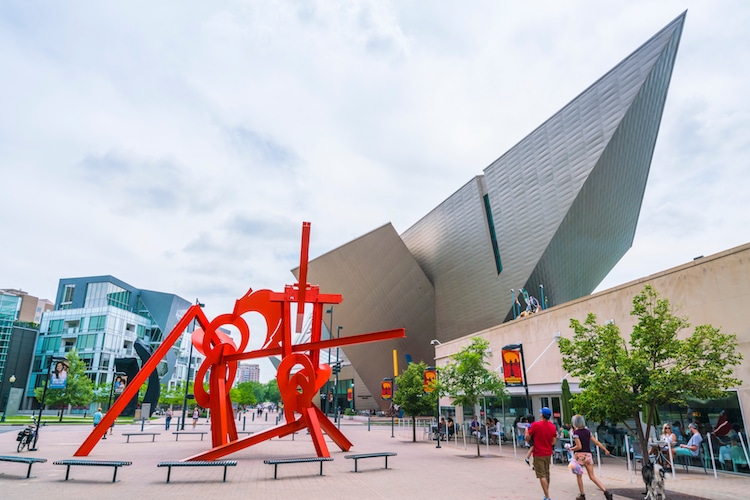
[434,242,750,427]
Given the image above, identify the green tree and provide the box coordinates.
[392,361,438,442]
[263,379,280,404]
[231,382,258,408]
[440,337,505,456]
[558,284,743,454]
[34,350,94,421]
[91,382,111,408]
[159,383,186,408]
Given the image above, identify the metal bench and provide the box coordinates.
[0,455,47,478]
[344,452,397,472]
[122,432,160,443]
[53,459,132,482]
[157,460,237,483]
[263,457,333,479]
[172,431,208,441]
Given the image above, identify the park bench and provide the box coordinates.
[0,455,47,478]
[344,452,397,472]
[263,456,333,479]
[172,431,208,441]
[157,460,237,483]
[122,432,160,443]
[53,459,132,482]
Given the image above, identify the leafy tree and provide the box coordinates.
[91,382,112,408]
[558,284,743,454]
[392,361,438,442]
[440,337,505,456]
[264,379,280,404]
[159,383,186,408]
[231,382,258,408]
[34,350,94,421]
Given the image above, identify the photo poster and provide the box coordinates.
[49,359,70,389]
[114,374,128,395]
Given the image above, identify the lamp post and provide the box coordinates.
[181,299,204,430]
[430,339,442,448]
[502,343,530,415]
[325,307,334,416]
[1,374,16,422]
[333,326,342,423]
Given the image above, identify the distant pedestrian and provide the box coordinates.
[569,414,612,500]
[165,408,173,430]
[93,407,106,440]
[192,407,200,428]
[526,407,557,500]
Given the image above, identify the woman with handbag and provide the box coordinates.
[569,414,613,500]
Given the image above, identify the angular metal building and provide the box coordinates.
[304,13,686,410]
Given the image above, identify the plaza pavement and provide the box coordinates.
[1,414,748,500]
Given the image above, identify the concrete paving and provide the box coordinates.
[1,415,748,499]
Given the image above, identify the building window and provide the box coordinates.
[76,334,97,351]
[48,319,64,334]
[89,315,106,331]
[42,336,61,352]
[61,284,75,306]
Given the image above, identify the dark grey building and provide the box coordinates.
[303,13,686,410]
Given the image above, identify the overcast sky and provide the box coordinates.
[2,2,748,381]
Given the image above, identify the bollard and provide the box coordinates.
[243,416,246,431]
[265,412,268,422]
[368,415,371,431]
[252,413,255,421]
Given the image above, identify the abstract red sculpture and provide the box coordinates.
[75,222,405,460]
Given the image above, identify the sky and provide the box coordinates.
[2,1,748,381]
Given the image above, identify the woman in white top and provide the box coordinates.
[649,423,677,467]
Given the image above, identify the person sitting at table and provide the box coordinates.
[649,423,677,468]
[675,422,703,459]
[446,417,456,439]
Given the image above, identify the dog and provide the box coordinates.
[642,462,666,500]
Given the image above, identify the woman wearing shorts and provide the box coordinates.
[569,414,613,500]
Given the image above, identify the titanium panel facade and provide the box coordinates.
[307,14,686,409]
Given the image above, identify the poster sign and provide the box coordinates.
[381,380,392,400]
[347,387,353,401]
[423,368,437,393]
[49,359,69,389]
[501,349,524,386]
[114,374,127,394]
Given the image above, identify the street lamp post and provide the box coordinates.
[430,339,443,448]
[325,307,334,416]
[1,374,16,422]
[334,326,342,424]
[181,299,204,430]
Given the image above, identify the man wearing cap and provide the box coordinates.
[675,422,703,458]
[527,407,557,500]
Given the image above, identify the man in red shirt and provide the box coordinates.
[526,407,557,500]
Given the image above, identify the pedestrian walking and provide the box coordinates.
[526,407,557,500]
[569,414,613,500]
[165,408,173,430]
[192,407,200,429]
[93,407,106,439]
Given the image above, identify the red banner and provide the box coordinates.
[381,380,392,400]
[423,368,437,393]
[347,387,353,401]
[501,349,524,386]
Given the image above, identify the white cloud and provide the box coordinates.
[2,1,749,380]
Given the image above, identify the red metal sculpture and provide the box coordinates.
[75,222,405,460]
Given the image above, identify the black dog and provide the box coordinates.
[642,462,666,500]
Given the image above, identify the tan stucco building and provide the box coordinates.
[434,242,750,433]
